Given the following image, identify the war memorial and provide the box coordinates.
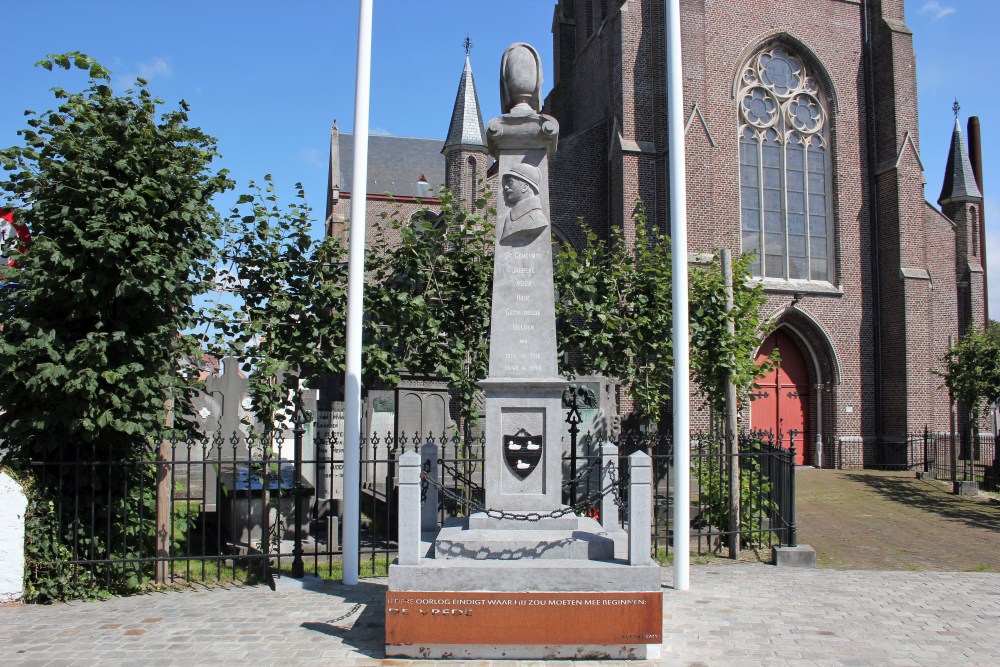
[384,43,663,660]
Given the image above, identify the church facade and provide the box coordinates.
[328,0,987,467]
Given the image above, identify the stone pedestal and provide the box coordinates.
[772,544,817,568]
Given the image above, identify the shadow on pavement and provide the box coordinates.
[299,580,386,658]
[845,473,1000,533]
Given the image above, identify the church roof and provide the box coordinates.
[938,117,982,205]
[336,132,446,198]
[442,55,487,154]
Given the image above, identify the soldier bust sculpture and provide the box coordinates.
[500,162,547,243]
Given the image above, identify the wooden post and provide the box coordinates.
[155,397,174,585]
[722,249,740,559]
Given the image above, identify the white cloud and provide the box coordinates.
[137,57,172,80]
[115,57,173,89]
[298,147,325,169]
[369,126,392,136]
[919,1,957,20]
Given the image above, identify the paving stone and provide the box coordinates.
[2,567,1000,665]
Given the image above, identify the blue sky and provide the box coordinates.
[3,1,997,313]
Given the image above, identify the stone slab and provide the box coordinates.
[954,480,980,495]
[388,558,662,592]
[385,642,660,660]
[434,524,614,560]
[772,543,817,568]
[467,510,582,530]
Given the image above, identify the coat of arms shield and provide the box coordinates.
[504,428,543,480]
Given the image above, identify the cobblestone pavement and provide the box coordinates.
[3,563,1000,666]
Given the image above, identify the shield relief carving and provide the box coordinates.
[503,428,543,479]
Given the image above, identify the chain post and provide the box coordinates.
[565,385,582,506]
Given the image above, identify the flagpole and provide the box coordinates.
[343,0,374,587]
[666,0,691,592]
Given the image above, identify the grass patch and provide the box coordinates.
[654,549,725,566]
[275,554,392,581]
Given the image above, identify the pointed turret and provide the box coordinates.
[939,103,986,338]
[443,54,487,155]
[443,39,489,210]
[938,112,983,206]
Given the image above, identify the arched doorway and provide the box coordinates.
[752,329,810,464]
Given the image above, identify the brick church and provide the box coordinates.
[327,0,987,467]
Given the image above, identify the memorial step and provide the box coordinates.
[433,516,616,561]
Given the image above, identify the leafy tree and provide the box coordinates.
[208,176,348,433]
[365,187,495,428]
[940,321,1000,445]
[554,202,674,425]
[555,200,771,428]
[689,250,772,422]
[0,53,231,598]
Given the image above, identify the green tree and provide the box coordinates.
[209,176,348,433]
[554,202,674,425]
[0,53,231,598]
[940,321,1000,444]
[365,187,495,428]
[555,201,771,427]
[689,250,772,422]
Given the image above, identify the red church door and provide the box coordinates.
[752,330,810,465]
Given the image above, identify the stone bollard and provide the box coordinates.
[420,441,439,533]
[397,451,422,566]
[0,472,28,603]
[600,442,621,533]
[628,451,652,565]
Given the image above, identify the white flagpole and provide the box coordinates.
[666,0,691,591]
[343,0,374,586]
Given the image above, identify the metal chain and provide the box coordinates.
[420,460,620,523]
[437,458,485,493]
[561,456,604,489]
[420,459,430,503]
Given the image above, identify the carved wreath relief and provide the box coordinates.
[504,428,543,480]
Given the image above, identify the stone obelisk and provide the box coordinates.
[478,43,565,515]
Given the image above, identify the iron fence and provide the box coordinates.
[595,429,795,558]
[918,430,998,491]
[12,408,797,596]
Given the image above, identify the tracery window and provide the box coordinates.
[739,46,832,281]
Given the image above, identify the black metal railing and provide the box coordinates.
[14,405,797,596]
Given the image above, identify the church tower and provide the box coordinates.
[938,105,986,336]
[442,40,488,210]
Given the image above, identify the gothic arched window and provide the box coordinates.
[739,46,832,281]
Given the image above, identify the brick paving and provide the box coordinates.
[3,564,1000,666]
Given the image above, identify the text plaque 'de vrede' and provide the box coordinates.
[385,591,663,646]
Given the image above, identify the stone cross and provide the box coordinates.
[478,43,565,514]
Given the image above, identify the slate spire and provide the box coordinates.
[442,47,487,155]
[939,103,983,205]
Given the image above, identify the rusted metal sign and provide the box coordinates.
[385,591,662,645]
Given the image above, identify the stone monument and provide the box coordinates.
[386,43,662,660]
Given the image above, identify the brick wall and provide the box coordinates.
[541,0,973,451]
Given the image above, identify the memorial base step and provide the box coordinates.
[434,516,615,560]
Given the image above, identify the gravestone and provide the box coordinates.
[386,43,662,660]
